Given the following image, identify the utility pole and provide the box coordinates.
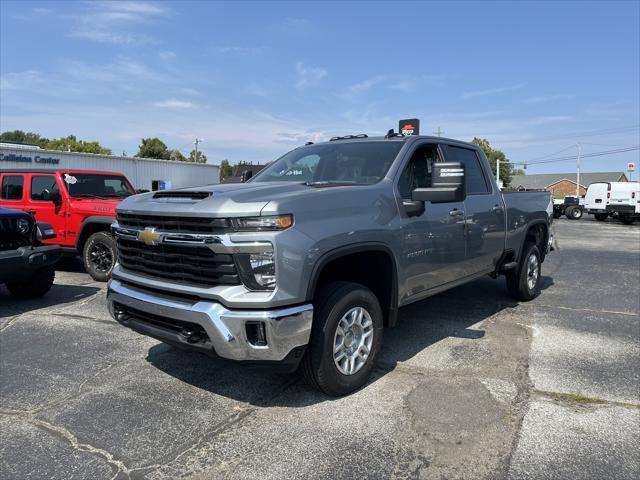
[434,126,444,137]
[576,143,581,199]
[496,158,500,186]
[194,138,203,162]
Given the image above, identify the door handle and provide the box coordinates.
[449,209,464,216]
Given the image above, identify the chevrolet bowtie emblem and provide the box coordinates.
[137,227,161,246]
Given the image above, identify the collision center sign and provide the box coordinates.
[0,152,60,164]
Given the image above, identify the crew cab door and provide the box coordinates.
[25,173,68,245]
[441,144,506,274]
[396,142,467,302]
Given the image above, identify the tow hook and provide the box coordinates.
[180,326,206,343]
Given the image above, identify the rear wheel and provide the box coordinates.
[6,266,55,299]
[620,214,635,225]
[506,243,541,301]
[83,231,116,282]
[594,213,608,221]
[566,206,582,220]
[301,281,383,396]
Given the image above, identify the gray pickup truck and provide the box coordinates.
[107,134,553,395]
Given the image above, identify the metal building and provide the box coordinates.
[0,145,220,190]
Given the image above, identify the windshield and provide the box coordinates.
[63,173,135,198]
[251,141,403,185]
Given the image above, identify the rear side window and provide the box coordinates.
[443,145,490,194]
[31,175,59,201]
[1,175,24,200]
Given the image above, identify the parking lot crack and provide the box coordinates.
[31,417,132,480]
[533,389,640,409]
[0,313,26,332]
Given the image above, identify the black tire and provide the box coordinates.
[594,213,608,222]
[565,206,582,220]
[6,266,55,299]
[83,231,116,282]
[506,243,541,301]
[620,214,634,225]
[301,281,383,396]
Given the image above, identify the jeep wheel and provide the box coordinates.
[506,243,541,301]
[83,231,116,282]
[301,281,383,396]
[6,266,55,299]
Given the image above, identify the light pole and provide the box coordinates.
[194,138,204,162]
[576,143,582,199]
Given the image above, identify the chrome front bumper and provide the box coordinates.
[107,279,313,362]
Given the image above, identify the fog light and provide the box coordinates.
[237,252,276,290]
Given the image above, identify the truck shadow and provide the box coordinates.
[0,282,100,318]
[146,275,553,407]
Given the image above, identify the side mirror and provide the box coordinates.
[36,222,56,241]
[241,170,253,182]
[411,162,466,204]
[49,190,62,205]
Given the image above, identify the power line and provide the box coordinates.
[513,146,640,165]
[499,125,640,144]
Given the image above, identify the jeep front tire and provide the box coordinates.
[6,266,55,299]
[301,281,383,396]
[83,231,116,282]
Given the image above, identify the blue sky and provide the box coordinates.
[1,0,639,175]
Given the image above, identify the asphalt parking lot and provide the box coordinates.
[1,217,639,480]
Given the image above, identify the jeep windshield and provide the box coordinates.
[251,141,403,185]
[63,174,135,198]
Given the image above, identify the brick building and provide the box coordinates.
[510,172,628,198]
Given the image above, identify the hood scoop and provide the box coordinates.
[152,191,212,202]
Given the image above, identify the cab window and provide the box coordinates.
[398,144,440,198]
[31,175,59,201]
[1,175,24,201]
[442,145,490,194]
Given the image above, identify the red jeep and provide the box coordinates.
[0,169,136,281]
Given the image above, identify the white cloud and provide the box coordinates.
[524,93,574,104]
[461,84,525,100]
[295,62,327,88]
[152,99,195,109]
[159,51,176,60]
[341,76,386,99]
[209,46,263,55]
[0,70,44,91]
[69,1,167,45]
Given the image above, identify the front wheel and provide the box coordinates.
[301,281,383,396]
[6,266,55,299]
[83,231,116,282]
[506,243,542,301]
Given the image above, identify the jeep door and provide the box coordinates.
[25,173,68,245]
[441,144,506,275]
[396,142,467,303]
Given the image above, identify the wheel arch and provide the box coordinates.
[306,243,399,327]
[76,216,114,252]
[522,221,549,262]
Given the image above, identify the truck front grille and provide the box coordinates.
[116,238,240,287]
[116,213,232,234]
[0,218,30,251]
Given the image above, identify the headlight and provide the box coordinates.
[17,218,32,234]
[236,252,276,290]
[233,214,293,231]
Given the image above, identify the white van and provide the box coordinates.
[585,182,640,224]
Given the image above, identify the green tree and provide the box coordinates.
[0,130,48,147]
[219,159,233,180]
[188,149,207,163]
[471,137,513,186]
[136,138,170,159]
[168,149,187,162]
[45,135,111,154]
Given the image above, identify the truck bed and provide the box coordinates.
[502,190,553,259]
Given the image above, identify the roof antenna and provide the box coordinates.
[385,129,395,138]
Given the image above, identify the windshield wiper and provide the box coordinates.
[72,194,108,199]
[303,181,365,187]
